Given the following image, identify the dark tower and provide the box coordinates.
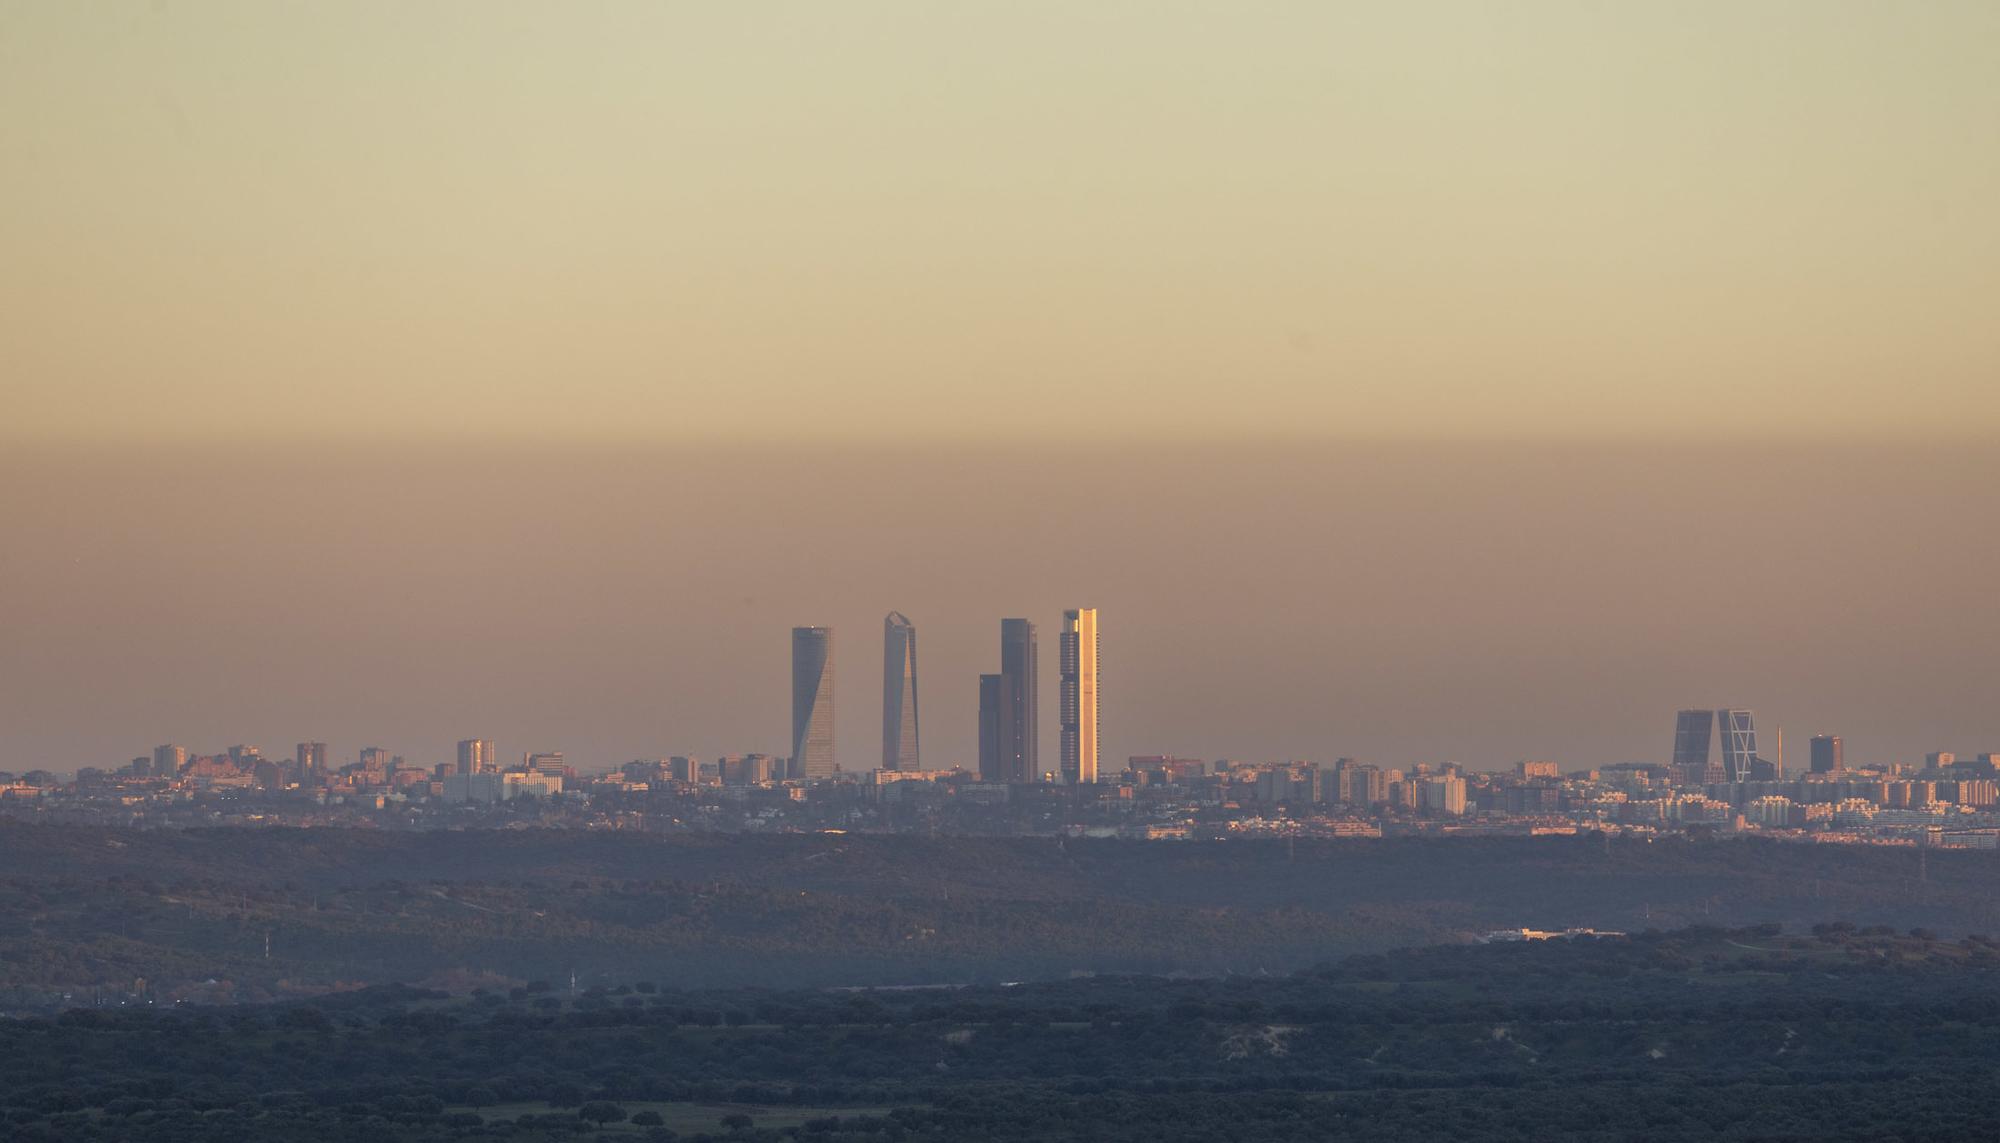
[1000,618,1038,782]
[882,612,920,771]
[978,673,1011,782]
[1672,709,1715,777]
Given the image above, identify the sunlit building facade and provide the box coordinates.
[1060,607,1100,785]
[295,741,328,780]
[151,744,187,777]
[455,737,496,774]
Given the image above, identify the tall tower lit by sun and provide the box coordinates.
[1060,608,1099,785]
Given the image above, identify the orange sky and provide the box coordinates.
[3,442,1996,773]
[3,5,1997,771]
[3,1,1997,444]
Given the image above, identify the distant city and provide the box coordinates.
[4,609,1997,848]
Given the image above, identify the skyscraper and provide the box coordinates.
[152,744,186,776]
[456,738,496,774]
[1425,774,1468,816]
[791,626,836,779]
[1059,607,1100,785]
[1672,708,1761,782]
[977,673,1010,782]
[1810,734,1843,774]
[295,741,328,780]
[881,612,919,771]
[999,618,1038,782]
[1717,708,1758,783]
[1672,709,1715,774]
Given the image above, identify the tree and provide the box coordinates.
[579,1101,628,1124]
[277,1007,332,1033]
[548,1082,586,1108]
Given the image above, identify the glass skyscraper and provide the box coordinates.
[1060,607,1099,785]
[791,626,835,779]
[1672,707,1760,782]
[1000,618,1038,783]
[1672,709,1715,773]
[1717,708,1758,783]
[978,672,1009,782]
[881,612,919,771]
[455,738,494,774]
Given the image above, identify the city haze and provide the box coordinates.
[3,3,1997,774]
[3,441,1994,774]
[10,6,2000,1137]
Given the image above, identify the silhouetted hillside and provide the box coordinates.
[4,926,1999,1140]
[3,823,1995,1002]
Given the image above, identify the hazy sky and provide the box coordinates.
[3,443,1997,774]
[2,1,1997,442]
[2,5,1997,773]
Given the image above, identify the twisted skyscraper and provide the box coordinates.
[791,626,835,779]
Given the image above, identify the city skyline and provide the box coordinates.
[7,562,1993,777]
[4,2,1998,781]
[6,468,1998,779]
[47,648,1974,781]
[2,6,1994,1134]
[111,706,1986,789]
[59,700,2000,855]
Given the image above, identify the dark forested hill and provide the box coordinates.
[2,926,1999,1141]
[1,822,1995,1002]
